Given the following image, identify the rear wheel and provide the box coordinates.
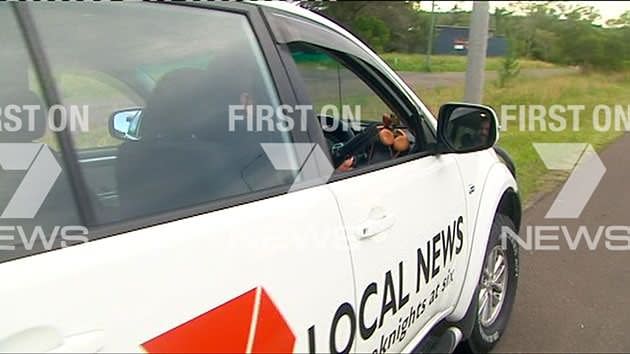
[465,214,519,353]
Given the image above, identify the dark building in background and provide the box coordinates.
[434,25,507,56]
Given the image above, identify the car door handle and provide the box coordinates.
[0,327,105,353]
[356,208,396,239]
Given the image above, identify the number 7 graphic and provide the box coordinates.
[0,143,61,219]
[533,143,606,219]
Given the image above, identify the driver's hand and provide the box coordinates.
[336,157,355,172]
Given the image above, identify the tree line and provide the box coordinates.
[298,1,630,71]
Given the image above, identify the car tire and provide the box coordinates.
[465,214,519,353]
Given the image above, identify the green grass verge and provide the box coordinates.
[415,71,630,204]
[381,53,558,73]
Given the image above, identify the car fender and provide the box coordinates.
[447,161,518,321]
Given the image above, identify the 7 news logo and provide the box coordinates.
[0,143,88,252]
[533,143,606,219]
[502,143,630,251]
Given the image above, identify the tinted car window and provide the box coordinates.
[30,3,297,223]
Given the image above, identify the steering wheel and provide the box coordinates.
[321,115,407,169]
[320,115,354,145]
[319,115,379,168]
[329,123,380,168]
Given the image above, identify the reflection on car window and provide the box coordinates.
[31,3,297,224]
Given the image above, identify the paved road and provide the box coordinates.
[493,134,630,353]
[398,68,577,90]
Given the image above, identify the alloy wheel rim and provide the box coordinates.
[478,245,508,327]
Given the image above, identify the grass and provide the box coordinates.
[414,71,630,204]
[381,53,558,73]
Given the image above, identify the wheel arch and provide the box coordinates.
[496,188,521,233]
[447,162,520,322]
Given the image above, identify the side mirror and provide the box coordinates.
[109,108,142,141]
[436,102,499,153]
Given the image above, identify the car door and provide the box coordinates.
[273,15,471,353]
[0,3,355,353]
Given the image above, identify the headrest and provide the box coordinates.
[141,68,215,140]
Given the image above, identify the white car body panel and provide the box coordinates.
[448,160,518,320]
[258,2,520,346]
[0,2,520,353]
[327,154,469,353]
[0,186,355,353]
[260,0,520,337]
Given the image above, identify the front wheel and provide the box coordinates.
[465,214,519,353]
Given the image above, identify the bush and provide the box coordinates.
[352,16,391,53]
[497,40,521,88]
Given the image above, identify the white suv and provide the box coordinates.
[0,2,520,353]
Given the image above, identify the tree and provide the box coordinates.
[296,0,628,72]
[497,39,521,88]
[297,1,431,53]
[607,10,630,28]
[352,16,390,52]
[494,8,513,36]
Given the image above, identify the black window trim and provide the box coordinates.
[3,1,314,263]
[12,3,97,226]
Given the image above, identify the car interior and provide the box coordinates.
[2,3,312,226]
[2,3,429,230]
[287,42,423,171]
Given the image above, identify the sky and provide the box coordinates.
[417,1,630,24]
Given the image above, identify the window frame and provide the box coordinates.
[7,1,312,255]
[265,8,439,183]
[287,42,412,129]
[262,6,438,135]
[13,3,97,226]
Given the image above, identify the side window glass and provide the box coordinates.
[55,72,142,149]
[288,42,416,170]
[0,4,81,258]
[31,3,297,223]
[289,42,392,123]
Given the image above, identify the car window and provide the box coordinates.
[30,3,298,224]
[55,71,142,149]
[0,4,82,257]
[289,42,393,124]
[287,42,417,170]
